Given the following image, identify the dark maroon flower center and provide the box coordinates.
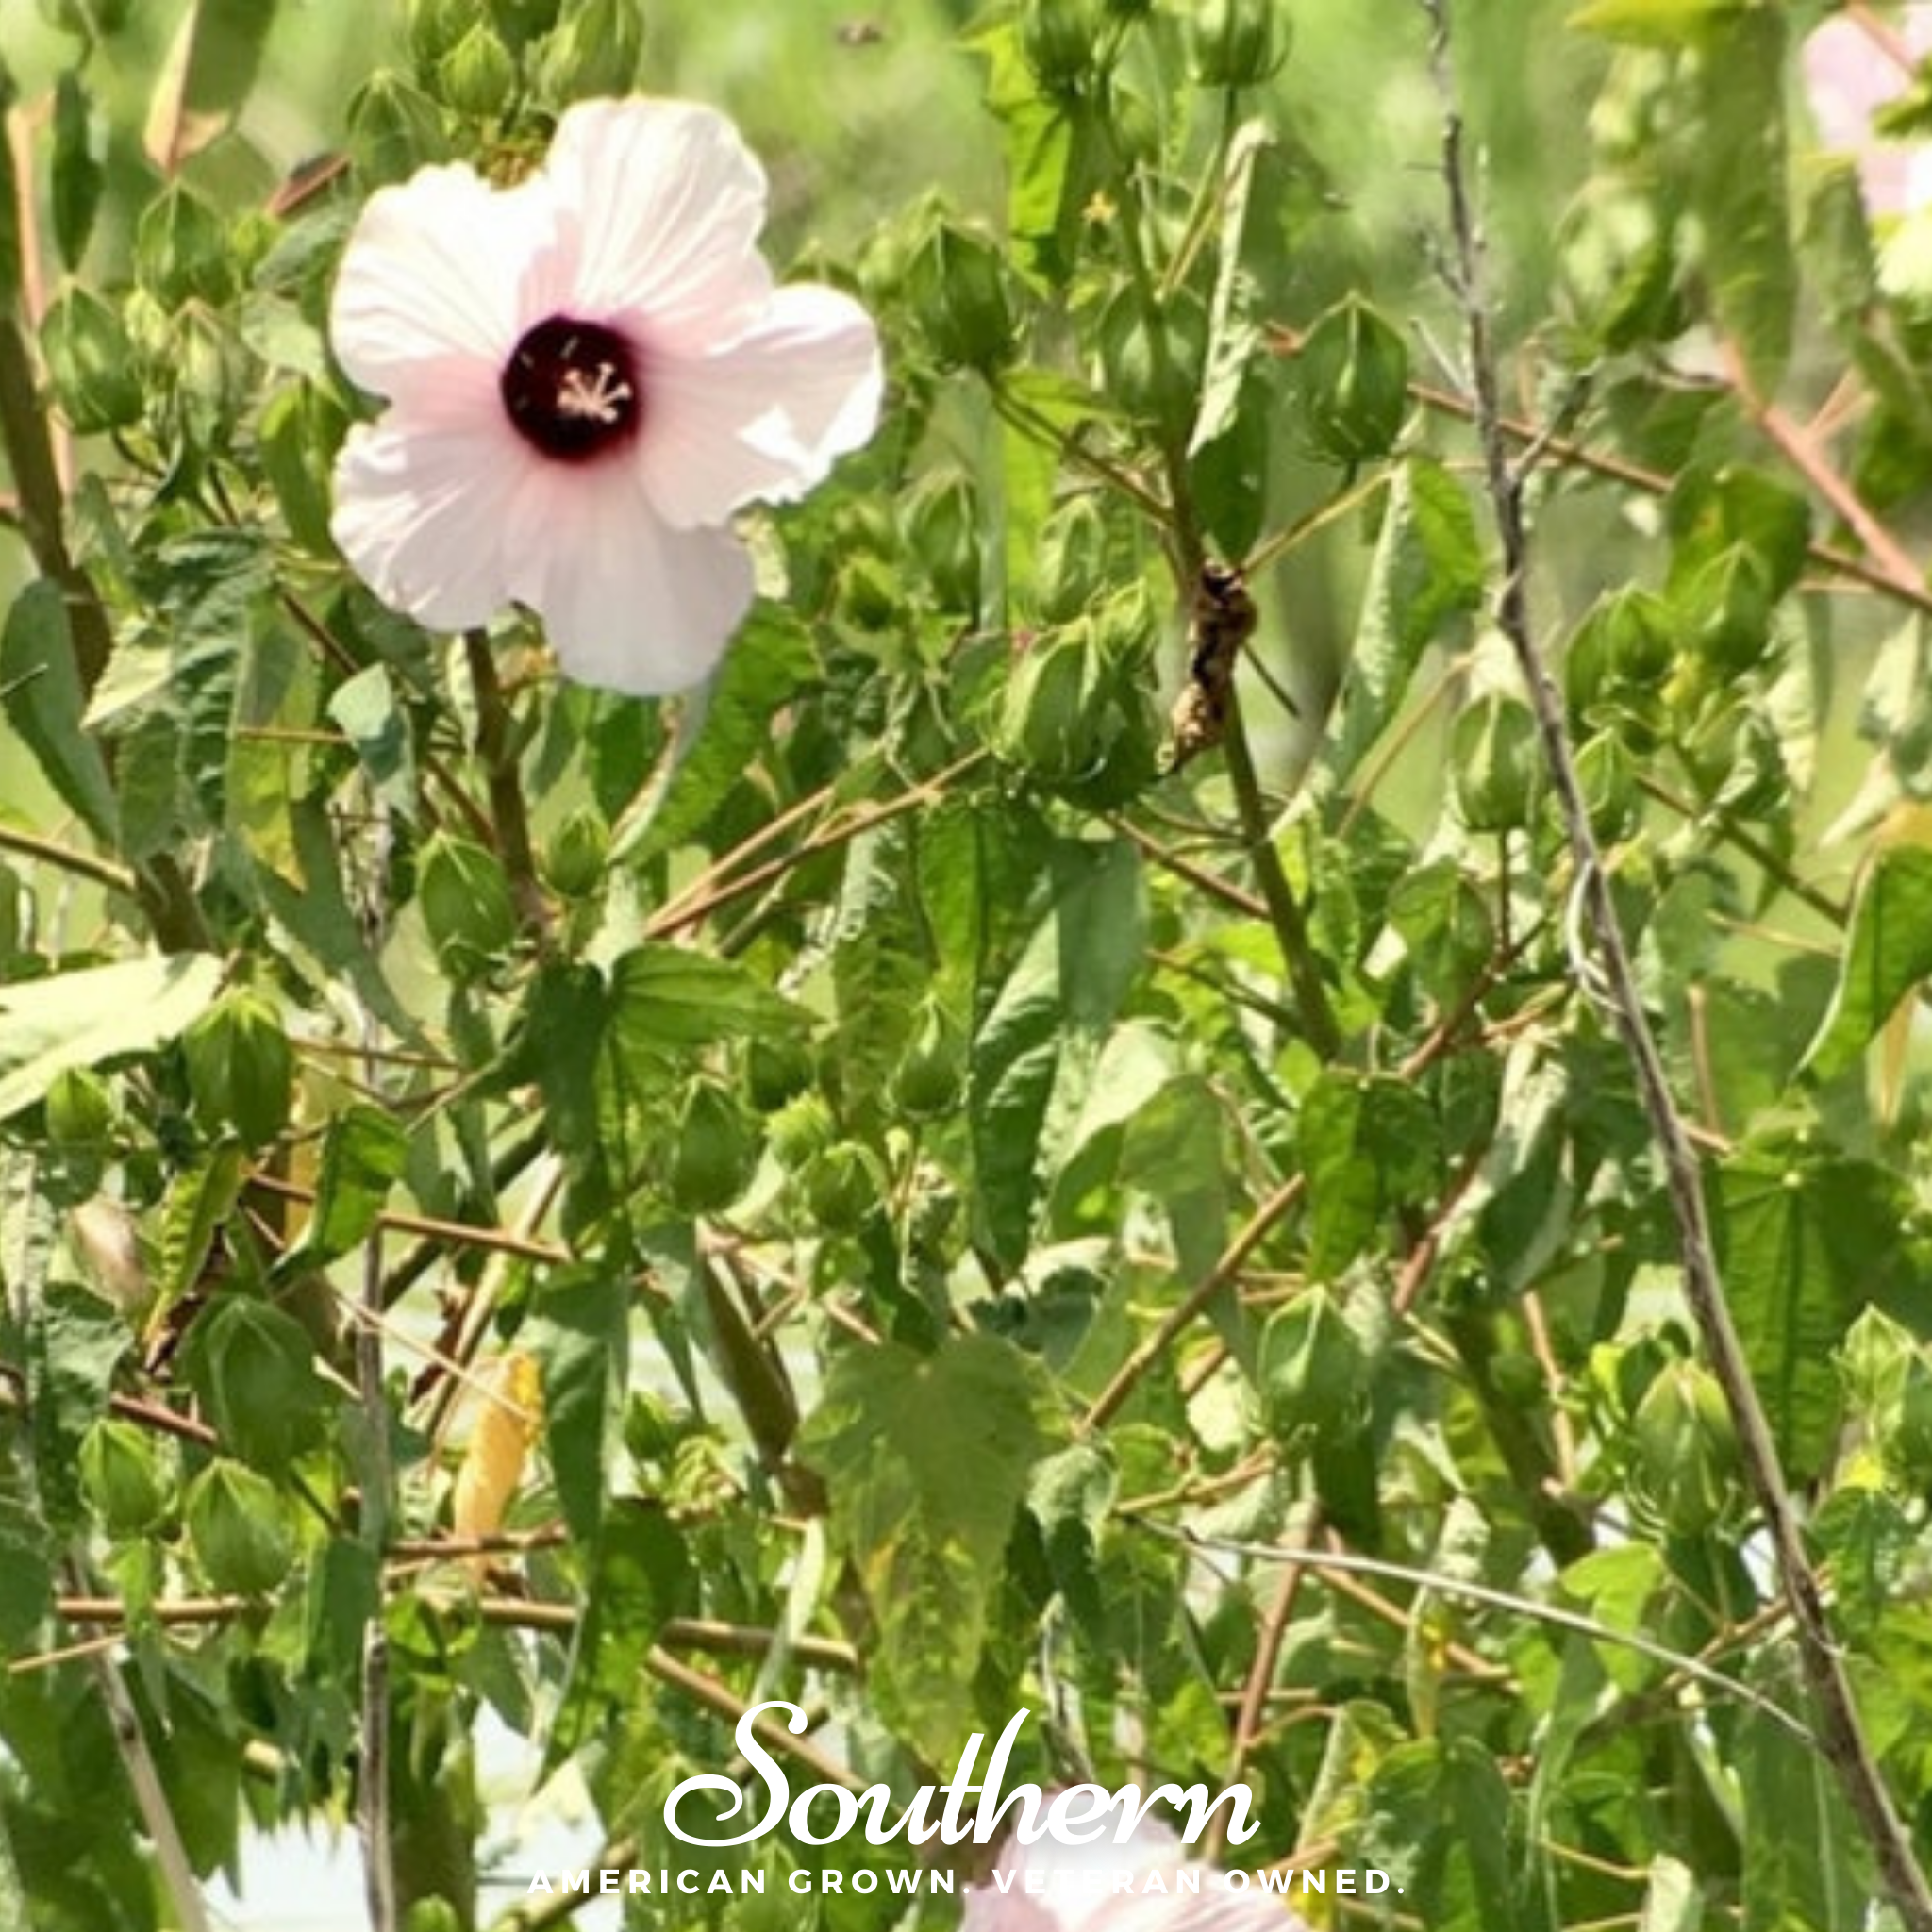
[499,316,641,463]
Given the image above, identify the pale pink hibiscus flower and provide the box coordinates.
[961,1791,1303,1932]
[328,98,882,695]
[1802,7,1932,220]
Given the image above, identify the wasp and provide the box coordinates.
[1162,559,1257,772]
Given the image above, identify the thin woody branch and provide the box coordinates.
[1421,7,1932,1927]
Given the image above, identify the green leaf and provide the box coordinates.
[0,955,223,1123]
[1,580,120,843]
[143,0,278,173]
[327,664,416,818]
[285,1105,408,1268]
[50,73,102,271]
[1300,1071,1440,1278]
[1713,1144,1906,1483]
[157,1146,243,1310]
[179,1296,327,1472]
[1688,10,1792,391]
[25,1282,130,1530]
[1567,0,1745,44]
[546,1503,691,1769]
[619,608,817,860]
[528,1272,630,1545]
[0,1498,54,1647]
[607,945,804,1066]
[1738,1666,1865,1932]
[1802,842,1932,1081]
[800,1334,1058,1761]
[1324,459,1484,788]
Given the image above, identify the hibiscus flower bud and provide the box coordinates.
[540,806,608,899]
[1190,0,1290,88]
[418,833,520,982]
[667,1081,758,1215]
[1293,295,1408,464]
[1452,693,1540,834]
[346,72,451,184]
[901,469,981,615]
[538,0,643,99]
[908,220,1019,370]
[183,989,295,1151]
[438,21,517,118]
[407,0,471,68]
[40,288,142,433]
[892,999,965,1119]
[135,181,231,308]
[1036,494,1109,625]
[186,1460,295,1595]
[80,1419,172,1537]
[1631,1362,1739,1538]
[44,1069,115,1154]
[802,1141,882,1232]
[1021,0,1104,95]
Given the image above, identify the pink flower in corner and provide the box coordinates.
[1802,7,1932,220]
[961,1793,1302,1932]
[328,98,882,696]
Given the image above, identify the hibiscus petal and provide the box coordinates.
[330,164,551,396]
[544,98,774,341]
[507,466,757,695]
[637,283,884,528]
[330,405,536,633]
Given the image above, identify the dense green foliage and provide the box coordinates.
[3,2,1932,1930]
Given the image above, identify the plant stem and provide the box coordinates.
[1422,7,1932,1925]
[462,630,546,934]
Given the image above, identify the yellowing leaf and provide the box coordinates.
[452,1353,542,1555]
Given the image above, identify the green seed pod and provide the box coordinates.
[537,0,643,100]
[183,989,294,1151]
[347,72,452,186]
[994,626,1111,787]
[44,1068,115,1153]
[79,1418,171,1535]
[134,182,231,309]
[42,284,141,432]
[1095,286,1206,440]
[1036,496,1110,625]
[803,1141,881,1233]
[186,1459,295,1595]
[1260,1289,1365,1444]
[1631,1362,1739,1538]
[1293,296,1409,465]
[667,1081,758,1216]
[747,1037,815,1115]
[1574,732,1640,843]
[908,221,1019,372]
[418,833,519,983]
[892,999,965,1119]
[439,21,517,118]
[902,469,982,616]
[407,0,472,68]
[1190,0,1289,88]
[1021,0,1102,95]
[1678,546,1773,675]
[541,807,608,900]
[769,1093,836,1170]
[1452,693,1541,833]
